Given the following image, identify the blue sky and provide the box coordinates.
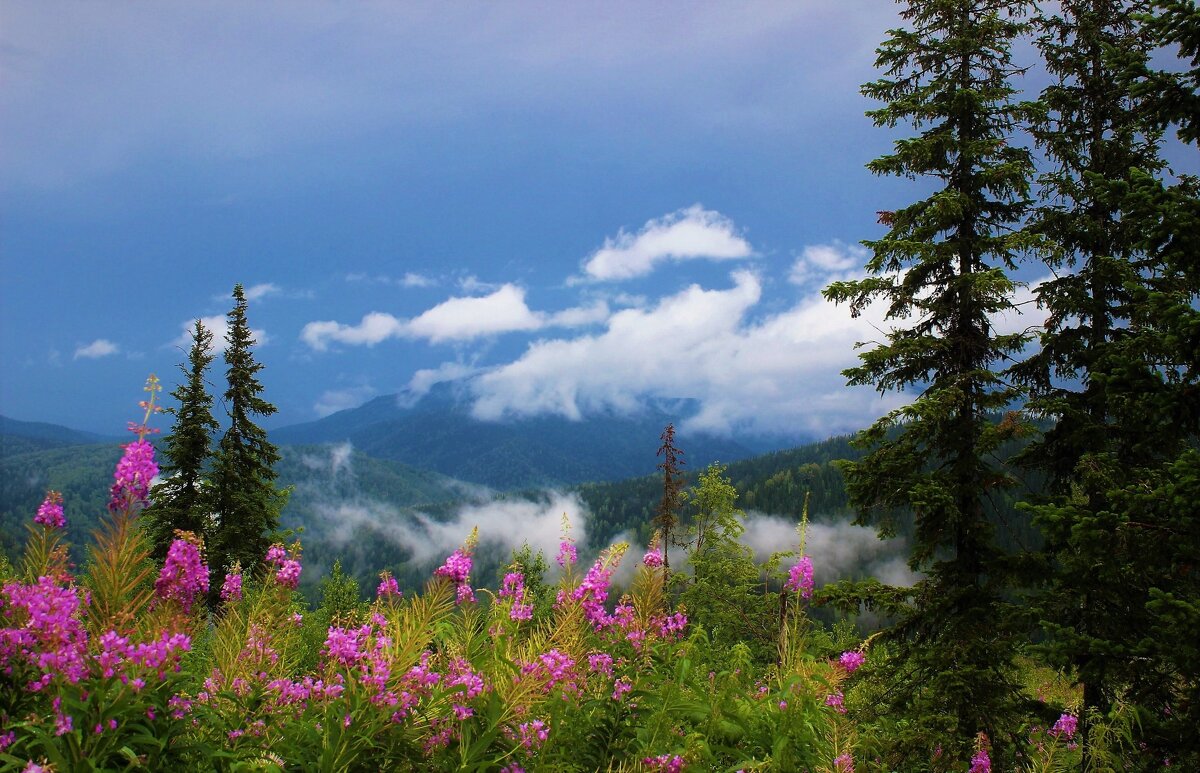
[2,3,1189,441]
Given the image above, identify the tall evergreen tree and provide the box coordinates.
[654,423,685,573]
[822,0,1035,762]
[209,284,286,592]
[145,319,220,561]
[1011,0,1168,759]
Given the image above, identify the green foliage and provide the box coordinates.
[145,318,220,561]
[209,284,288,592]
[823,0,1038,762]
[677,464,777,662]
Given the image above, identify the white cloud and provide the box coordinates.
[402,272,436,288]
[301,285,612,350]
[457,265,1056,438]
[313,386,377,417]
[312,492,588,568]
[578,205,753,282]
[788,241,866,286]
[172,315,269,354]
[406,362,481,399]
[407,284,544,342]
[74,338,119,359]
[300,312,406,351]
[300,441,355,476]
[243,282,280,302]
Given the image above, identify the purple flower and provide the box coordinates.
[220,572,243,602]
[785,556,814,599]
[275,559,302,589]
[376,572,401,600]
[969,748,991,773]
[108,439,158,512]
[155,537,209,614]
[834,752,854,773]
[642,549,664,568]
[556,539,577,568]
[838,650,865,673]
[1050,713,1078,739]
[34,491,66,529]
[435,549,474,604]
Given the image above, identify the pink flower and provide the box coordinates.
[265,545,287,565]
[154,537,209,614]
[108,439,158,512]
[838,650,865,673]
[642,754,685,773]
[376,572,401,600]
[500,572,533,621]
[969,748,991,773]
[825,690,845,713]
[556,539,577,568]
[220,572,242,602]
[785,556,814,599]
[1050,713,1077,739]
[435,549,474,604]
[642,549,664,568]
[275,559,302,589]
[34,491,65,529]
[834,752,854,773]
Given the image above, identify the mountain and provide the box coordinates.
[0,415,119,457]
[272,383,774,490]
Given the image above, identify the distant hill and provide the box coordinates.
[0,438,471,579]
[272,383,775,490]
[0,415,119,457]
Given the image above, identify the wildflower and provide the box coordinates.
[276,558,302,589]
[785,556,814,599]
[968,748,991,773]
[834,753,855,773]
[825,690,845,713]
[642,534,664,568]
[500,571,533,621]
[265,544,287,565]
[588,652,614,677]
[838,650,865,673]
[34,491,65,529]
[642,754,685,773]
[612,677,633,701]
[154,536,209,614]
[435,549,474,604]
[376,572,401,600]
[108,438,158,512]
[220,571,243,602]
[0,732,13,751]
[1050,713,1078,740]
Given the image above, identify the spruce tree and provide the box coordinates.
[822,0,1035,762]
[145,319,220,561]
[209,284,286,592]
[654,423,685,573]
[1011,0,1169,759]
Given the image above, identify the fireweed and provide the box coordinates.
[0,378,1056,771]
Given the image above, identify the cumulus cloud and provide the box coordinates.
[73,339,119,359]
[577,205,753,282]
[301,285,611,350]
[313,386,377,417]
[172,315,269,353]
[243,282,280,302]
[788,241,866,286]
[456,265,1056,438]
[466,269,896,436]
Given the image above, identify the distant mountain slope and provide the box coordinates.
[0,440,470,571]
[0,415,118,456]
[273,384,770,490]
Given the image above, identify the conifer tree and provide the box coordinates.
[145,319,219,561]
[822,0,1035,762]
[209,284,286,592]
[1011,0,1168,758]
[653,423,685,573]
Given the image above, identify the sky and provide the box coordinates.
[2,2,1190,441]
